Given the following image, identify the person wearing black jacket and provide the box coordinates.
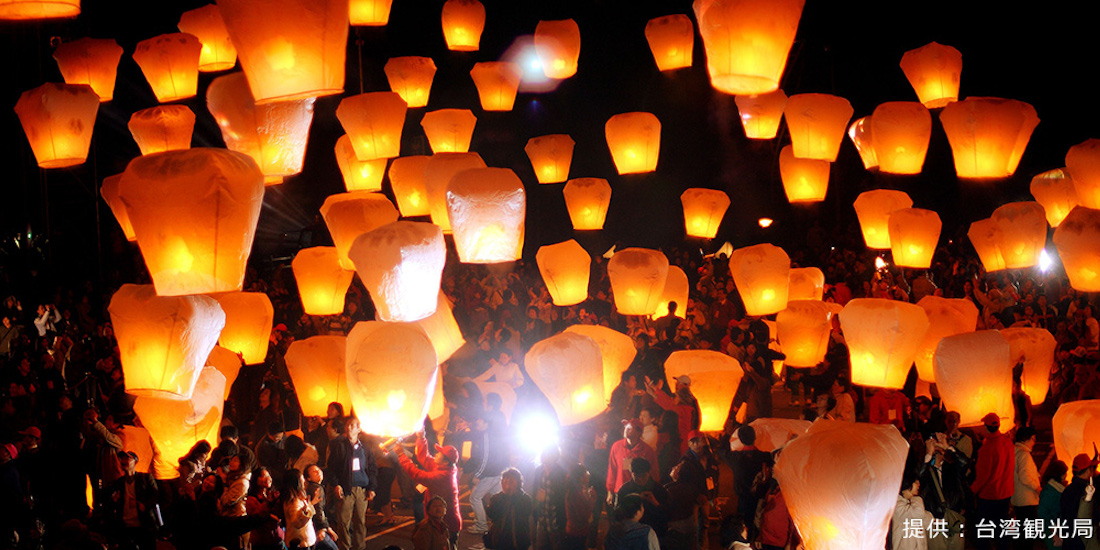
[616,458,669,538]
[325,417,377,550]
[465,414,510,535]
[918,433,970,550]
[487,468,534,550]
[106,451,158,550]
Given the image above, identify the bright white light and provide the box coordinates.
[1039,249,1054,273]
[758,218,773,228]
[875,257,887,271]
[517,414,558,454]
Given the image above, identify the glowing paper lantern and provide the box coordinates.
[1053,400,1100,463]
[536,240,591,306]
[526,332,605,426]
[209,292,272,365]
[735,90,787,140]
[134,366,225,479]
[914,296,979,382]
[787,267,824,301]
[525,135,575,184]
[470,62,522,111]
[848,117,878,170]
[128,105,195,155]
[853,190,913,250]
[389,156,432,216]
[100,174,136,241]
[939,97,1039,179]
[1066,139,1100,209]
[385,57,436,108]
[108,284,225,400]
[421,109,476,154]
[840,298,929,389]
[119,149,263,296]
[933,330,1013,426]
[644,14,693,71]
[968,218,1008,272]
[346,322,439,436]
[446,167,525,263]
[217,0,348,103]
[741,418,810,452]
[177,5,237,72]
[14,83,98,169]
[1053,206,1100,292]
[350,0,392,26]
[440,0,485,51]
[412,292,465,364]
[696,0,804,95]
[424,152,486,233]
[52,38,122,102]
[729,244,790,316]
[206,345,242,399]
[991,201,1047,269]
[563,325,636,399]
[665,351,743,431]
[779,145,829,203]
[207,72,315,184]
[608,248,669,316]
[652,266,689,320]
[1002,328,1056,405]
[132,33,202,103]
[120,425,155,474]
[0,0,78,20]
[776,300,833,367]
[285,336,348,418]
[869,102,931,175]
[605,112,661,174]
[563,178,611,231]
[335,135,386,192]
[1030,168,1080,227]
[888,208,941,269]
[899,42,962,109]
[347,221,446,322]
[320,191,399,270]
[784,93,853,162]
[775,421,908,550]
[535,19,581,79]
[292,247,353,315]
[336,92,407,161]
[680,188,730,238]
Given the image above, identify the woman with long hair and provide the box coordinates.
[178,440,211,498]
[282,468,317,549]
[246,466,283,550]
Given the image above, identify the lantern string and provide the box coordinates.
[356,29,365,95]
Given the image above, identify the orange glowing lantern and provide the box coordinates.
[665,351,743,431]
[335,135,386,192]
[652,266,689,320]
[968,218,1008,273]
[535,19,581,79]
[899,42,962,109]
[100,174,136,242]
[132,33,201,103]
[991,201,1048,269]
[939,97,1039,179]
[446,167,526,263]
[209,292,273,365]
[536,239,591,306]
[787,267,824,301]
[441,0,485,51]
[680,188,730,238]
[735,90,787,140]
[285,335,348,418]
[346,322,439,436]
[412,292,466,364]
[1030,168,1079,227]
[14,83,98,169]
[350,0,392,26]
[644,14,693,72]
[776,300,834,368]
[563,325,635,399]
[729,243,790,316]
[389,156,432,217]
[128,105,195,155]
[1053,400,1100,464]
[605,112,661,174]
[119,149,264,296]
[784,93,853,162]
[887,208,941,268]
[525,135,575,184]
[421,109,476,154]
[336,92,407,161]
[695,0,804,96]
[840,298,929,389]
[1066,139,1100,209]
[563,178,612,231]
[291,247,353,316]
[853,190,913,250]
[914,296,979,382]
[320,191,399,270]
[177,5,237,72]
[779,145,830,203]
[135,366,225,479]
[424,152,485,233]
[0,0,78,20]
[348,221,446,322]
[52,38,122,102]
[1054,206,1100,292]
[848,117,878,170]
[109,284,225,400]
[470,62,522,111]
[869,102,931,175]
[933,330,1013,426]
[385,57,436,108]
[608,248,669,316]
[206,345,242,399]
[526,332,605,426]
[1002,328,1056,405]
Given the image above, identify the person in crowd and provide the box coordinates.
[869,388,908,434]
[326,416,377,550]
[725,425,770,534]
[256,421,288,487]
[393,433,461,544]
[616,457,668,538]
[486,468,534,550]
[465,413,509,536]
[532,445,567,550]
[607,419,659,499]
[413,495,453,550]
[583,426,611,548]
[1059,453,1097,550]
[210,425,256,475]
[646,375,701,454]
[304,464,338,550]
[919,432,968,550]
[971,413,1015,550]
[285,433,319,473]
[564,463,595,550]
[1012,426,1041,549]
[283,468,317,550]
[106,451,158,549]
[892,471,933,550]
[605,494,660,550]
[178,440,211,499]
[246,466,283,550]
[754,457,799,550]
[1038,460,1068,550]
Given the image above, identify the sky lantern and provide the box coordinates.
[840,298,929,389]
[336,92,407,161]
[134,367,224,480]
[563,325,635,399]
[411,292,465,364]
[389,156,432,216]
[968,218,1008,272]
[887,207,941,268]
[665,351,743,431]
[535,19,581,79]
[1053,206,1100,292]
[991,201,1048,269]
[469,62,522,111]
[384,56,436,108]
[1030,168,1080,227]
[914,296,979,382]
[729,243,790,316]
[734,89,787,140]
[605,112,661,174]
[525,134,575,184]
[847,117,878,170]
[939,97,1039,179]
[348,221,446,322]
[776,300,834,367]
[784,93,853,162]
[899,42,962,109]
[100,174,136,242]
[779,145,830,203]
[285,335,348,417]
[652,266,689,320]
[291,247,353,315]
[1002,327,1056,405]
[335,135,386,192]
[563,178,612,231]
[644,14,693,72]
[440,0,485,51]
[736,418,810,453]
[537,240,591,306]
[1066,139,1100,209]
[206,345,242,399]
[421,109,476,153]
[14,83,99,169]
[346,322,439,436]
[608,248,669,316]
[320,191,399,270]
[1053,401,1100,464]
[526,332,605,426]
[696,0,804,96]
[52,38,122,102]
[108,284,225,401]
[869,101,931,175]
[680,188,730,238]
[128,105,195,155]
[209,292,272,365]
[177,5,237,72]
[349,0,392,26]
[446,167,526,263]
[933,330,1013,426]
[424,152,485,233]
[0,0,79,19]
[775,421,908,550]
[853,190,913,249]
[132,33,202,103]
[788,267,824,301]
[119,148,264,296]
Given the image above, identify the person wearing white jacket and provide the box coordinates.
[893,472,933,550]
[1012,427,1041,548]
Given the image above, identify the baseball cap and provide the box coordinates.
[675,375,692,387]
[434,444,459,465]
[981,413,1000,426]
[622,418,644,431]
[19,426,41,439]
[1073,453,1099,474]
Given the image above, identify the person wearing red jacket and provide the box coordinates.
[971,413,1015,550]
[392,433,462,541]
[607,419,659,499]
